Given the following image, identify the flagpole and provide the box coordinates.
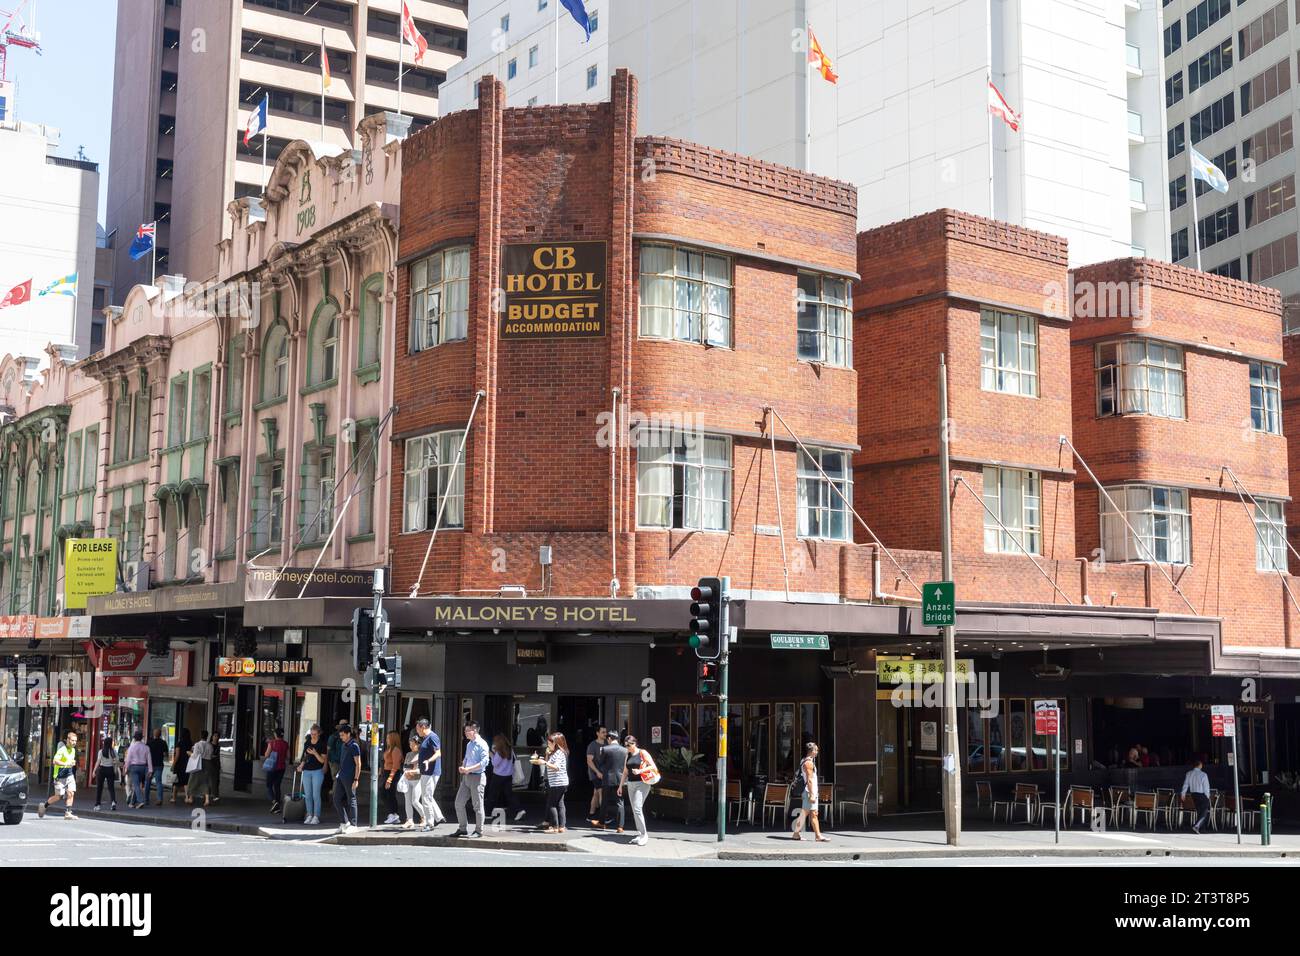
[262,95,269,185]
[398,22,404,118]
[151,225,157,285]
[554,0,561,104]
[804,30,812,172]
[320,28,326,142]
[986,0,995,219]
[1189,151,1202,270]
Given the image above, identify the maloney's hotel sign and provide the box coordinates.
[500,241,607,339]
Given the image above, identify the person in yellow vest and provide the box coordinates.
[39,731,80,820]
[619,735,659,847]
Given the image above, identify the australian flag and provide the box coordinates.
[128,222,156,261]
[560,0,592,40]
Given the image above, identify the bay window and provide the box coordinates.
[980,309,1038,396]
[638,243,732,347]
[796,272,851,367]
[410,247,470,351]
[1100,484,1190,564]
[403,430,466,532]
[982,466,1041,555]
[1250,361,1282,434]
[1095,340,1186,419]
[636,431,731,531]
[796,447,851,540]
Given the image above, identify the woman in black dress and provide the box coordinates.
[206,731,222,803]
[171,728,193,804]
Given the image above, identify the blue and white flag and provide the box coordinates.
[1190,147,1229,194]
[128,222,156,262]
[243,95,268,147]
[38,273,78,297]
[560,0,592,40]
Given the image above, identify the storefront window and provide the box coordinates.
[615,699,631,739]
[775,703,796,778]
[967,708,986,773]
[512,700,550,756]
[259,688,284,757]
[725,703,743,781]
[697,703,718,764]
[668,704,691,750]
[294,689,319,757]
[1008,699,1028,771]
[397,695,433,740]
[988,708,1007,772]
[798,702,820,754]
[746,704,770,780]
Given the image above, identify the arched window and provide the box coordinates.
[308,299,339,386]
[261,323,289,401]
[357,275,383,374]
[24,457,39,512]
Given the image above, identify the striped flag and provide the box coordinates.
[807,26,838,84]
[1190,146,1229,193]
[401,1,428,63]
[243,94,267,147]
[320,30,331,91]
[38,273,78,297]
[988,79,1021,132]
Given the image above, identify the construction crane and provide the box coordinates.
[0,0,40,83]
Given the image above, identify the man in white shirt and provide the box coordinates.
[1179,759,1211,833]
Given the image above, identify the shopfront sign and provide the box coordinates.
[64,538,118,610]
[514,641,549,665]
[156,649,192,688]
[500,241,607,340]
[877,657,974,684]
[216,656,313,679]
[99,644,175,677]
[0,615,92,640]
[922,581,955,628]
[1183,699,1266,719]
[769,633,829,650]
[426,598,675,630]
[245,566,384,602]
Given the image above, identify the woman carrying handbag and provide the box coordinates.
[186,734,213,807]
[400,734,424,830]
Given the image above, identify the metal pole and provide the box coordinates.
[368,568,386,829]
[986,0,995,218]
[397,20,404,118]
[1189,152,1202,270]
[1054,716,1060,844]
[554,0,560,104]
[320,28,326,142]
[151,224,157,286]
[1231,726,1242,844]
[716,576,730,843]
[938,354,961,846]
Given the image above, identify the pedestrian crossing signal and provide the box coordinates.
[697,659,719,696]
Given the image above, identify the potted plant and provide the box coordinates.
[650,747,708,823]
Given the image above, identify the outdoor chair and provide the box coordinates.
[1067,785,1102,829]
[1039,788,1073,829]
[1107,786,1132,827]
[1132,791,1159,830]
[973,780,993,816]
[760,782,788,829]
[1208,790,1222,831]
[1155,788,1176,829]
[818,782,834,828]
[725,778,748,827]
[838,782,872,828]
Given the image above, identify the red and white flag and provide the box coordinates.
[807,26,838,84]
[401,1,428,64]
[0,279,31,311]
[988,79,1021,132]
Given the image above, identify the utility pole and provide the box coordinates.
[367,568,387,829]
[716,577,731,844]
[938,354,962,845]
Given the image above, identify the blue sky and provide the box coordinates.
[8,0,117,221]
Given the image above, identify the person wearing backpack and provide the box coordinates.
[620,735,659,846]
[792,741,828,842]
[262,728,289,814]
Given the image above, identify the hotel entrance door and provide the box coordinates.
[877,697,942,812]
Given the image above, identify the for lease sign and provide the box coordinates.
[65,538,117,610]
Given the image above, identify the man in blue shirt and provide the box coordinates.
[414,718,445,830]
[454,721,491,838]
[332,724,361,834]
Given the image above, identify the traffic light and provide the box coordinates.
[352,607,375,673]
[688,576,723,659]
[697,659,719,696]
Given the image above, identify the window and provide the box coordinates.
[355,423,377,536]
[133,380,150,458]
[1209,258,1243,279]
[190,368,211,440]
[1171,227,1189,262]
[226,335,245,413]
[1250,361,1282,433]
[1244,174,1295,227]
[22,458,36,512]
[113,384,131,464]
[1197,203,1239,250]
[1186,0,1230,41]
[1255,499,1286,571]
[1242,116,1294,166]
[507,58,517,80]
[1101,485,1191,564]
[636,431,731,532]
[168,375,188,447]
[538,0,547,8]
[980,309,1038,396]
[64,433,81,494]
[1239,2,1288,59]
[1166,71,1184,107]
[357,278,382,371]
[269,463,284,545]
[1240,58,1290,114]
[586,65,598,89]
[1095,341,1186,419]
[220,462,239,555]
[638,244,732,346]
[410,247,469,351]
[1170,175,1187,211]
[982,467,1041,555]
[499,14,509,32]
[528,45,538,68]
[1188,38,1233,93]
[403,431,466,532]
[797,273,852,367]
[1164,21,1182,57]
[301,450,335,543]
[262,323,289,400]
[589,9,599,32]
[1168,123,1185,160]
[309,302,339,385]
[1248,233,1299,281]
[796,447,851,541]
[1190,93,1234,144]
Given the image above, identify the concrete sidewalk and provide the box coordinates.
[33,792,1299,860]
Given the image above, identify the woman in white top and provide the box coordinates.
[186,735,215,807]
[531,732,570,833]
[792,741,828,842]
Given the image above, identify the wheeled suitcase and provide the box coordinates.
[282,770,307,824]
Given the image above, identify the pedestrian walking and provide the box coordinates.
[1180,758,1212,833]
[206,731,222,803]
[325,718,346,800]
[123,730,152,809]
[263,727,289,814]
[486,733,518,821]
[145,729,168,805]
[585,725,608,822]
[414,718,444,830]
[400,734,424,829]
[531,732,569,833]
[297,723,328,825]
[594,730,627,832]
[186,733,214,807]
[382,730,404,825]
[93,734,121,811]
[620,735,659,846]
[792,741,828,842]
[453,721,490,838]
[39,731,79,820]
[332,723,361,833]
[170,728,193,804]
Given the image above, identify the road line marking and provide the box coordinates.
[87,855,167,860]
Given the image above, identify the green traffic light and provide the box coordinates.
[689,634,701,648]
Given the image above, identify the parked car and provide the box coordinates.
[0,744,29,825]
